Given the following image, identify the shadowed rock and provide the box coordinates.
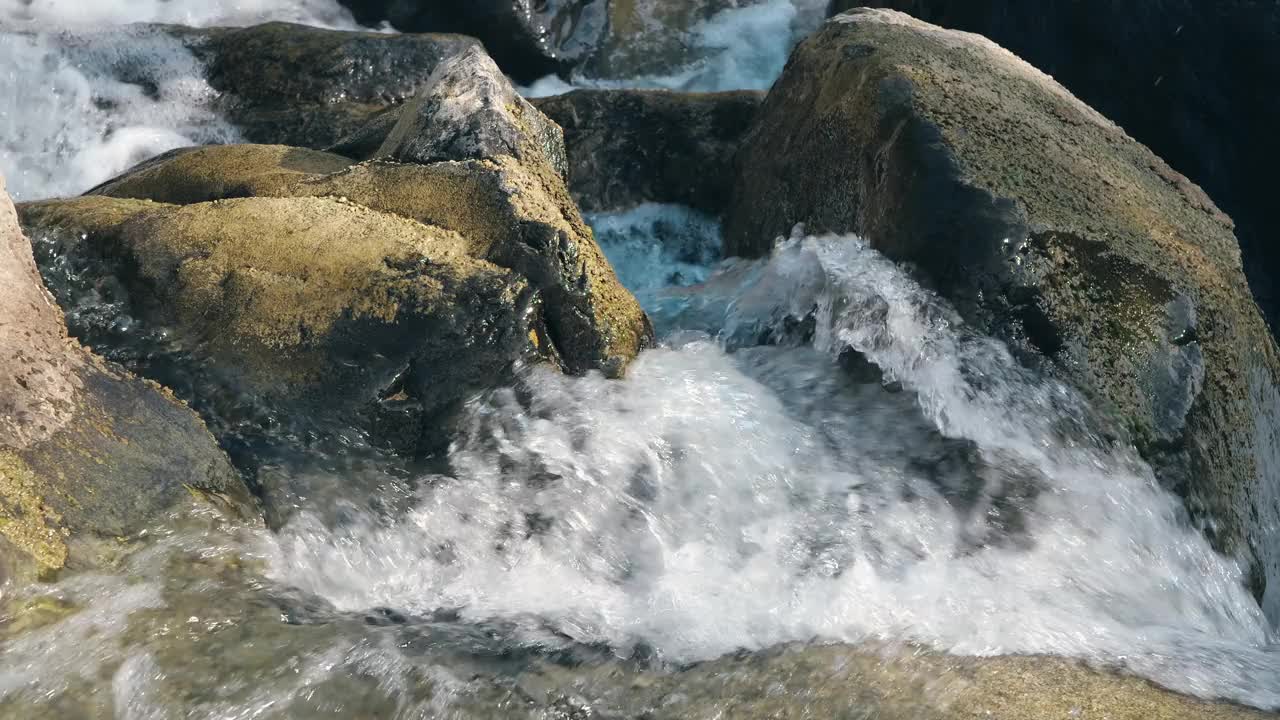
[335,0,608,84]
[180,22,479,149]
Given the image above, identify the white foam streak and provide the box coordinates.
[266,232,1279,707]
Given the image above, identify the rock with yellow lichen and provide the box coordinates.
[0,174,256,586]
[724,8,1280,612]
[539,643,1275,719]
[74,46,650,381]
[19,194,550,460]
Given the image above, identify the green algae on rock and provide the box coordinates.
[0,175,256,584]
[725,8,1280,605]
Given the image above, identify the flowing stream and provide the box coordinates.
[2,1,1279,717]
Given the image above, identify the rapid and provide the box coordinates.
[1,1,1277,717]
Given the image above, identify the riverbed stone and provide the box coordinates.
[572,644,1275,719]
[725,8,1280,609]
[86,44,651,380]
[0,175,256,585]
[374,45,568,180]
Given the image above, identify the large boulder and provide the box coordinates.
[725,9,1280,611]
[19,194,547,456]
[534,89,764,214]
[334,1,608,83]
[0,174,256,585]
[832,0,1280,336]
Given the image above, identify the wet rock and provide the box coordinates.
[289,158,652,377]
[533,89,764,213]
[725,9,1280,606]
[334,1,608,84]
[0,174,256,585]
[831,0,1280,335]
[87,48,650,380]
[86,145,353,205]
[177,22,478,149]
[18,194,548,456]
[375,45,569,179]
[553,644,1274,719]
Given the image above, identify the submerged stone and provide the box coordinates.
[725,8,1280,608]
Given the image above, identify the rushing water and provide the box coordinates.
[4,205,1280,715]
[2,0,1280,716]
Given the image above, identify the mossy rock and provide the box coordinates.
[0,177,255,585]
[19,194,545,456]
[293,158,651,375]
[88,142,649,378]
[725,8,1280,609]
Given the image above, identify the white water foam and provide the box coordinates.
[0,0,356,27]
[0,27,240,201]
[264,224,1280,708]
[0,0,360,201]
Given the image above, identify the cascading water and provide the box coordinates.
[263,209,1280,707]
[2,1,1278,717]
[0,0,359,202]
[4,204,1279,716]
